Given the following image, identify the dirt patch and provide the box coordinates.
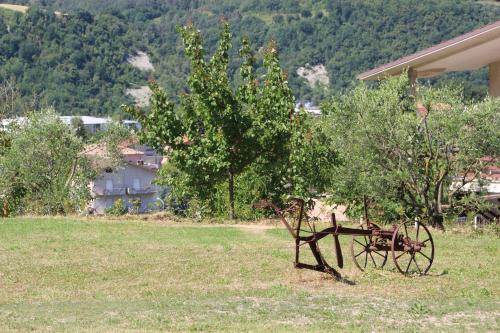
[0,4,29,13]
[297,64,329,88]
[127,51,154,71]
[126,85,152,107]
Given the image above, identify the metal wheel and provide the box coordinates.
[351,223,388,271]
[391,220,434,275]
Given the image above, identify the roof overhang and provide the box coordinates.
[358,20,500,80]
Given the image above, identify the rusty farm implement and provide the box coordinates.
[255,198,435,280]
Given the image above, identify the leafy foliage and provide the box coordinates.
[322,75,500,228]
[126,23,334,219]
[0,80,19,155]
[0,109,93,215]
[0,7,145,116]
[1,0,499,116]
[104,198,127,216]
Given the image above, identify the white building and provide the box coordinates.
[59,116,111,134]
[1,115,141,134]
[90,162,162,214]
[85,141,164,214]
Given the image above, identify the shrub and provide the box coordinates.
[0,109,93,215]
[105,198,127,216]
[130,197,142,214]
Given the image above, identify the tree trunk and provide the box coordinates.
[1,199,8,217]
[436,180,443,215]
[430,182,445,231]
[430,213,445,231]
[228,170,235,220]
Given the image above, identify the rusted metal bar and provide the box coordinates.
[332,214,344,268]
[255,198,435,279]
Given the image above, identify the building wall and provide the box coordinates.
[91,164,161,214]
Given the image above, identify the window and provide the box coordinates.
[106,179,113,191]
[133,178,140,190]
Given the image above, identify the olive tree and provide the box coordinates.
[322,75,499,229]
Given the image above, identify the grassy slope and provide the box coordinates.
[0,217,498,332]
[0,4,28,13]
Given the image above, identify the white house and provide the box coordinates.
[85,141,164,214]
[90,162,161,214]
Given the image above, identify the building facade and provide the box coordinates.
[90,162,162,214]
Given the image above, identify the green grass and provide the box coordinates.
[0,217,498,332]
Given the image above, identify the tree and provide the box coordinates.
[0,80,20,159]
[0,109,93,215]
[124,23,307,219]
[322,74,500,229]
[71,116,88,140]
[301,9,312,18]
[125,23,253,219]
[0,80,19,117]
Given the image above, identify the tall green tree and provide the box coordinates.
[124,23,304,219]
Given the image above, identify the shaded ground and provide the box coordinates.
[0,217,498,332]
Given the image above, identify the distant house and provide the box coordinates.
[295,101,321,116]
[85,141,164,214]
[122,119,142,131]
[450,164,500,195]
[1,117,27,130]
[60,116,111,134]
[450,159,500,223]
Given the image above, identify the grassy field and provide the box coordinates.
[0,217,498,332]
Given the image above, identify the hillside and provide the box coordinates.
[1,0,500,116]
[0,3,28,13]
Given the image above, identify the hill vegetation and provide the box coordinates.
[1,0,500,116]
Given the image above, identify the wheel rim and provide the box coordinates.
[391,220,434,275]
[351,223,388,271]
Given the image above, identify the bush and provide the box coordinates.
[105,198,127,216]
[272,15,284,24]
[130,197,142,214]
[0,109,93,215]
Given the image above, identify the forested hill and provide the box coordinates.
[1,0,500,116]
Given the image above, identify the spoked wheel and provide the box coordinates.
[351,223,388,271]
[391,220,434,275]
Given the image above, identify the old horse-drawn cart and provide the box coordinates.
[255,198,435,280]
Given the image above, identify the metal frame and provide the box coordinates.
[255,198,434,280]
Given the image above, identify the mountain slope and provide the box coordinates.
[1,0,499,116]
